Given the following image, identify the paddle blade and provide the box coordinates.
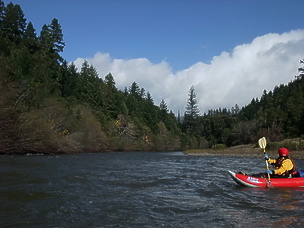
[258,137,267,149]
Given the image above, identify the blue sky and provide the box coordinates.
[4,0,304,113]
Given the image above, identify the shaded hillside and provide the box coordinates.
[0,1,181,153]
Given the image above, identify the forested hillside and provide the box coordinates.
[1,1,304,154]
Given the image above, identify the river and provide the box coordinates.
[1,152,304,227]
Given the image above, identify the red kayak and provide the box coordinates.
[228,170,304,188]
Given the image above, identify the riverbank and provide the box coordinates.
[184,144,304,159]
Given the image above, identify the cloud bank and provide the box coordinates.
[73,30,304,114]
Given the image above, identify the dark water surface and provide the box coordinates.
[1,152,304,228]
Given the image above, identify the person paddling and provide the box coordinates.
[265,148,297,178]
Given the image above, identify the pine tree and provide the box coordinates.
[184,85,200,134]
[39,18,65,63]
[49,18,64,54]
[160,99,168,111]
[23,21,39,53]
[141,92,158,133]
[129,81,141,98]
[0,1,5,28]
[105,73,116,89]
[1,2,26,43]
[185,85,199,119]
[24,21,36,39]
[298,59,304,78]
[60,61,79,97]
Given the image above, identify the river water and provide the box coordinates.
[1,152,304,228]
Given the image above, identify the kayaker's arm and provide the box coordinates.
[266,158,277,164]
[273,159,294,175]
[264,154,275,163]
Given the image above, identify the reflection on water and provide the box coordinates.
[269,188,304,227]
[234,184,304,227]
[1,153,304,227]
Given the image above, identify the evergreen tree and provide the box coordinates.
[39,18,65,63]
[1,2,26,43]
[105,73,116,89]
[77,61,105,110]
[0,0,5,28]
[49,18,65,54]
[60,61,79,97]
[141,92,158,133]
[24,21,36,39]
[23,21,39,53]
[185,86,199,117]
[146,92,154,105]
[160,99,168,111]
[231,104,240,116]
[104,73,126,118]
[129,81,141,98]
[298,59,304,78]
[39,24,50,45]
[184,86,199,132]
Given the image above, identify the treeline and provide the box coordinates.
[1,1,304,154]
[189,66,304,149]
[0,1,181,153]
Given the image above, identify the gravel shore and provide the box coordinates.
[184,145,304,159]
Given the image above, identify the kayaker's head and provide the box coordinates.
[278,148,289,158]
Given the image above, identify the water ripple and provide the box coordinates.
[1,152,304,227]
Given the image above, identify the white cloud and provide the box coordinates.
[73,30,304,114]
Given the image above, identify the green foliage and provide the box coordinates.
[240,62,304,141]
[213,144,227,150]
[180,58,304,148]
[0,1,184,153]
[1,1,304,153]
[183,85,200,133]
[267,138,304,151]
[1,2,26,43]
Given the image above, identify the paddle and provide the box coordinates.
[258,137,271,182]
